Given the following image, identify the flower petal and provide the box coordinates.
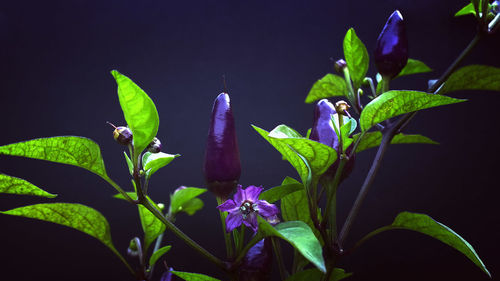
[233,185,245,205]
[244,185,263,202]
[243,212,259,232]
[217,199,237,212]
[226,211,243,232]
[255,200,279,218]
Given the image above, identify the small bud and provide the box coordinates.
[492,1,500,14]
[157,203,165,211]
[334,100,351,116]
[147,137,162,153]
[111,125,133,146]
[334,59,347,73]
[127,238,140,257]
[374,10,409,79]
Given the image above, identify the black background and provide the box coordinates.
[1,0,499,280]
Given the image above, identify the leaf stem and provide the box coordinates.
[141,198,227,270]
[271,237,288,281]
[217,197,235,259]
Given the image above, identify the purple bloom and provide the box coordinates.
[217,185,279,232]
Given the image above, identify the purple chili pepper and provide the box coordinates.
[203,92,241,199]
[374,10,409,79]
[310,99,355,182]
[238,238,273,281]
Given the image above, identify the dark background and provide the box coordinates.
[0,0,499,280]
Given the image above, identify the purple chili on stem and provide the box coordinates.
[203,92,241,199]
[374,10,409,79]
[310,99,355,182]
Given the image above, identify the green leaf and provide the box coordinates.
[0,203,124,263]
[0,136,108,178]
[0,174,57,198]
[285,268,352,281]
[259,177,303,203]
[111,70,159,158]
[339,117,356,152]
[438,65,500,94]
[343,28,369,88]
[169,187,207,216]
[139,204,166,250]
[387,212,491,277]
[179,198,204,215]
[124,151,133,176]
[142,151,180,177]
[268,124,303,138]
[171,271,221,281]
[396,59,432,78]
[258,217,326,273]
[305,74,348,103]
[253,125,337,185]
[455,3,477,17]
[353,131,438,153]
[149,245,171,268]
[359,90,465,131]
[281,188,321,241]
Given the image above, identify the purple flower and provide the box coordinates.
[217,185,279,232]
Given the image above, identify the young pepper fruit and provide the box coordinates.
[374,10,408,79]
[238,238,273,281]
[310,99,355,182]
[203,92,241,199]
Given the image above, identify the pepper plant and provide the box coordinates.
[1,1,499,280]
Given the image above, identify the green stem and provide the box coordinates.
[141,198,226,269]
[217,197,235,259]
[271,237,288,281]
[343,67,360,114]
[322,160,346,241]
[363,77,377,98]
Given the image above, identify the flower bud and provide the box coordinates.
[147,137,162,153]
[113,126,133,146]
[238,238,272,281]
[334,59,347,74]
[493,1,500,14]
[203,93,241,199]
[374,10,408,79]
[310,99,355,182]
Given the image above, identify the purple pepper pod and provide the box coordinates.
[310,99,355,182]
[374,10,409,79]
[203,92,241,199]
[238,238,273,281]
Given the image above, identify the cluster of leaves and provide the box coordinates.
[1,1,499,280]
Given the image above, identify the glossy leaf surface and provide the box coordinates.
[142,151,180,177]
[254,125,337,185]
[343,28,369,88]
[305,74,348,103]
[258,217,326,273]
[0,136,108,178]
[353,131,438,153]
[0,174,56,198]
[111,70,159,157]
[360,90,465,131]
[170,187,206,216]
[439,65,500,94]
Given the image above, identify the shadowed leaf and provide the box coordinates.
[396,59,432,78]
[171,271,221,281]
[439,65,500,94]
[149,245,172,268]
